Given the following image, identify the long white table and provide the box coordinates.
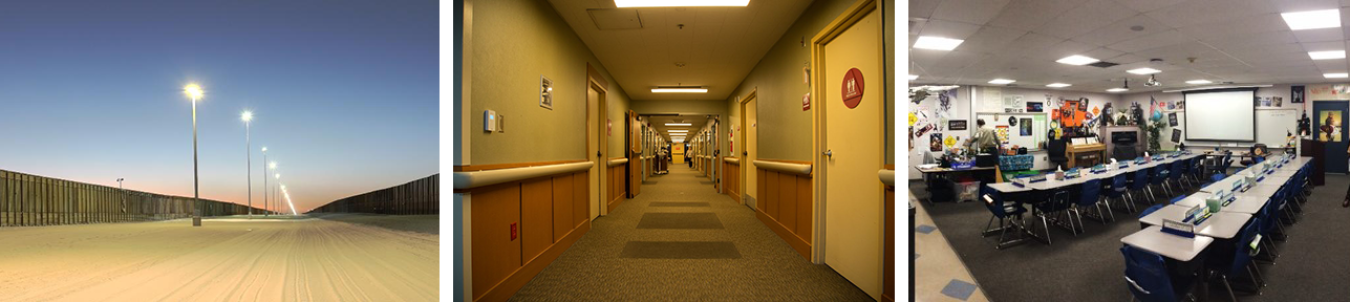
[1121,226,1215,261]
[988,153,1205,194]
[1173,194,1267,214]
[1138,205,1253,239]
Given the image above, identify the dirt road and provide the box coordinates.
[0,215,438,301]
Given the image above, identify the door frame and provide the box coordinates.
[586,64,609,219]
[810,0,885,281]
[739,89,758,208]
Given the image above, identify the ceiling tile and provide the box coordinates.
[1108,30,1194,52]
[1293,27,1345,42]
[1145,0,1279,28]
[955,26,1029,53]
[916,19,984,41]
[1034,0,1138,39]
[1073,15,1174,47]
[986,0,1089,31]
[930,0,1012,25]
[1271,0,1341,12]
[1177,14,1288,42]
[910,0,944,19]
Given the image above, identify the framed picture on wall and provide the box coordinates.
[539,75,554,110]
[1293,85,1305,103]
[949,120,967,130]
[1027,102,1043,112]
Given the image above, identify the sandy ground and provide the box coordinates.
[0,214,438,301]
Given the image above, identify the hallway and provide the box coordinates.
[508,164,872,301]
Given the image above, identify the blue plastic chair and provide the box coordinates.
[981,186,1027,250]
[1150,165,1171,199]
[1215,218,1263,301]
[1131,169,1152,203]
[1070,179,1109,233]
[1122,245,1192,302]
[1104,174,1133,213]
[1168,161,1186,191]
[1138,204,1165,229]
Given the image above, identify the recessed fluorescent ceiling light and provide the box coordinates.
[1309,50,1346,60]
[668,130,689,133]
[1046,83,1072,88]
[1186,80,1213,85]
[908,74,919,80]
[652,87,708,93]
[1326,73,1349,78]
[615,0,749,7]
[1107,88,1129,92]
[1127,68,1161,75]
[988,79,1015,85]
[1056,55,1099,66]
[1282,9,1341,30]
[665,123,691,126]
[913,36,964,51]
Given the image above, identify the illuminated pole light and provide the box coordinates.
[243,111,253,218]
[281,184,298,216]
[262,148,269,216]
[184,83,203,227]
[274,173,281,214]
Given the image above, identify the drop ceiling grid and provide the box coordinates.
[911,0,1350,92]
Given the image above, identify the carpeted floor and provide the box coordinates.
[914,172,1350,301]
[509,164,874,301]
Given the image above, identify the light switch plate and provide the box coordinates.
[484,110,497,132]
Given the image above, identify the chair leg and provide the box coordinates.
[1040,215,1053,245]
[1248,262,1266,288]
[1221,276,1238,302]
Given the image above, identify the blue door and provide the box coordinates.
[1314,101,1349,173]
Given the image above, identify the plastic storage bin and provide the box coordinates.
[955,180,980,203]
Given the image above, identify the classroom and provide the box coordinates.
[909,1,1350,301]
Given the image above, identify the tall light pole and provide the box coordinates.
[243,111,253,218]
[262,150,269,216]
[117,178,125,213]
[184,83,203,227]
[274,173,281,214]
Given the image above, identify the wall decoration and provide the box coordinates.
[1299,111,1311,137]
[841,67,865,109]
[930,133,943,151]
[1176,100,1185,109]
[949,120,968,130]
[1102,103,1116,126]
[915,123,935,140]
[1003,95,1025,112]
[1027,102,1043,112]
[1172,129,1182,143]
[1168,112,1178,127]
[1292,85,1305,103]
[539,75,554,109]
[995,125,1010,142]
[1008,116,1017,126]
[944,135,958,148]
[802,93,811,111]
[939,89,955,113]
[981,87,1003,112]
[1019,118,1033,136]
[1272,96,1283,107]
[1319,110,1342,142]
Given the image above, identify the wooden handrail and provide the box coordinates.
[607,158,629,167]
[453,161,593,190]
[753,160,812,175]
[878,169,895,186]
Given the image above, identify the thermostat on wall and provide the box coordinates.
[484,110,497,132]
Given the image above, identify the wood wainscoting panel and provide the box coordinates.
[552,173,574,242]
[778,172,797,233]
[724,161,740,203]
[469,182,523,301]
[573,171,588,228]
[756,169,767,212]
[520,177,553,263]
[607,164,626,212]
[883,186,895,302]
[764,171,779,219]
[796,175,813,242]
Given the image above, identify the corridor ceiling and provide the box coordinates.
[644,114,710,142]
[910,0,1350,92]
[548,0,814,101]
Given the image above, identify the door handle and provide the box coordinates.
[823,150,833,157]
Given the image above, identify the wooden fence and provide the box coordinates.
[307,174,438,215]
[0,169,274,227]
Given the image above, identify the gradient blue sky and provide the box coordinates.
[0,1,438,213]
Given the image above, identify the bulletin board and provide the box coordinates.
[975,112,1048,151]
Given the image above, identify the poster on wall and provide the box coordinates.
[949,120,967,130]
[1293,85,1305,103]
[930,133,942,151]
[1019,118,1032,136]
[1272,96,1283,107]
[1172,129,1182,143]
[995,125,1010,143]
[982,87,1003,112]
[1168,112,1178,127]
[1319,110,1342,142]
[1027,102,1043,112]
[1003,95,1025,112]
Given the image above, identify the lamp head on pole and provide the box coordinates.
[261,147,268,152]
[270,162,277,169]
[241,111,253,122]
[275,173,280,179]
[184,83,203,101]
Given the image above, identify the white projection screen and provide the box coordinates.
[1184,89,1256,141]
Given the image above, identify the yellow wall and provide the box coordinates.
[467,0,632,165]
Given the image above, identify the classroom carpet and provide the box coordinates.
[914,173,1350,301]
[509,164,874,301]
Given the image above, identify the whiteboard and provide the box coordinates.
[1169,108,1297,148]
[974,112,1047,150]
[1184,90,1256,141]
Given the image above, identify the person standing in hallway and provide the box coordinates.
[685,142,693,167]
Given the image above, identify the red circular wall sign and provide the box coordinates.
[841,68,865,109]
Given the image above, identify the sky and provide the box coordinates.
[0,1,438,213]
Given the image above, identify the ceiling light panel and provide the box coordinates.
[988,79,1015,85]
[1325,73,1348,78]
[1127,68,1161,75]
[1186,80,1212,84]
[1046,83,1071,88]
[1309,50,1346,60]
[913,36,964,51]
[651,87,708,93]
[1056,55,1099,66]
[1107,88,1129,92]
[1281,9,1341,30]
